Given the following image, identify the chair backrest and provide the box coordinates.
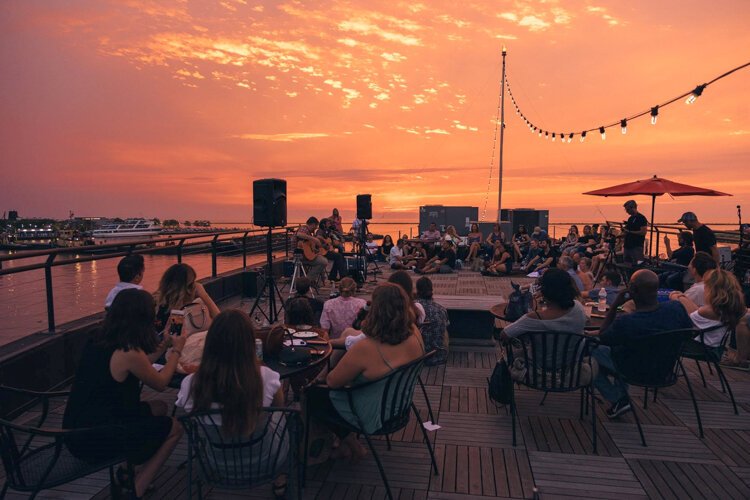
[612,328,696,388]
[508,331,593,391]
[0,418,127,493]
[180,407,300,490]
[334,351,434,435]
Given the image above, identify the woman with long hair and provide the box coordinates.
[154,263,220,333]
[64,289,186,498]
[560,225,580,255]
[484,242,513,276]
[466,223,484,263]
[306,283,425,460]
[379,234,394,262]
[330,208,344,233]
[673,269,747,349]
[176,310,287,495]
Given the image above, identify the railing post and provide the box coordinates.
[44,254,56,333]
[211,234,219,277]
[177,239,184,263]
[655,227,661,262]
[242,232,249,268]
[285,228,291,259]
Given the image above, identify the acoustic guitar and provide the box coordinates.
[299,239,328,261]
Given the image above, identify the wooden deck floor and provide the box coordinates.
[5,271,750,499]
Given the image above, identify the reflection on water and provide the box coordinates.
[0,222,686,346]
[0,252,266,346]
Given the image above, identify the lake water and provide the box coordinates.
[0,221,710,346]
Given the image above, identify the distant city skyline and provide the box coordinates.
[1,1,749,224]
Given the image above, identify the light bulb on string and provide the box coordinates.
[620,119,627,135]
[552,133,556,142]
[538,129,542,137]
[686,84,706,104]
[580,131,587,143]
[650,106,659,125]
[599,126,606,140]
[568,133,574,143]
[545,131,549,139]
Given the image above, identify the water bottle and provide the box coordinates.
[597,287,607,312]
[329,281,338,299]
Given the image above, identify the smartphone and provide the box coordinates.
[169,309,185,336]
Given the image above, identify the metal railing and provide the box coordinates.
[0,227,295,334]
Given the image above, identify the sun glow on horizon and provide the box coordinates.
[1,0,749,223]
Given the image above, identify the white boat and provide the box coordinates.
[92,219,162,245]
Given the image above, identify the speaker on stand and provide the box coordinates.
[354,194,380,284]
[250,178,287,324]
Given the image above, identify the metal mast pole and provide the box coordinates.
[497,46,507,223]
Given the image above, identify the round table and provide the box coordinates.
[263,342,332,380]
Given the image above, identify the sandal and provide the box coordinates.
[115,466,156,499]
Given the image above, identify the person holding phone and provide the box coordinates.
[64,289,186,498]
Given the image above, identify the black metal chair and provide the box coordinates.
[680,325,738,415]
[506,332,599,453]
[0,385,135,499]
[609,328,703,445]
[304,351,439,500]
[180,407,303,499]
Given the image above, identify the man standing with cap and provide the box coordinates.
[679,212,719,264]
[622,200,648,264]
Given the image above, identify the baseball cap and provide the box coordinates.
[678,212,698,223]
[623,200,637,208]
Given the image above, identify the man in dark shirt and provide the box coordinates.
[678,211,719,264]
[591,269,693,418]
[622,200,648,264]
[419,240,456,274]
[526,238,557,272]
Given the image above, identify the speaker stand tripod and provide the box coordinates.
[250,227,284,324]
[288,250,314,299]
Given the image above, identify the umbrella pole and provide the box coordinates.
[649,194,656,259]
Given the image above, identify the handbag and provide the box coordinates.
[487,358,513,405]
[175,330,208,374]
[182,299,211,336]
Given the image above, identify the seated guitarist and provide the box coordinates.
[316,219,348,281]
[296,217,328,285]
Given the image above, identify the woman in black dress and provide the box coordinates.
[63,288,186,498]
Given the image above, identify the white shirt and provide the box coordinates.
[104,282,143,308]
[684,282,705,306]
[176,366,281,418]
[365,241,378,255]
[690,310,730,347]
[389,245,404,265]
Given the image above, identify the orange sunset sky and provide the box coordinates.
[1,0,749,224]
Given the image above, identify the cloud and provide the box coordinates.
[425,129,449,135]
[232,133,331,142]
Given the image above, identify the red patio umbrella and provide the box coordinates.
[583,175,731,256]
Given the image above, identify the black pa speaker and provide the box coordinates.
[356,194,372,220]
[253,179,287,227]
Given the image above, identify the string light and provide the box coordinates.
[552,132,556,142]
[568,133,574,143]
[686,84,706,104]
[504,60,749,145]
